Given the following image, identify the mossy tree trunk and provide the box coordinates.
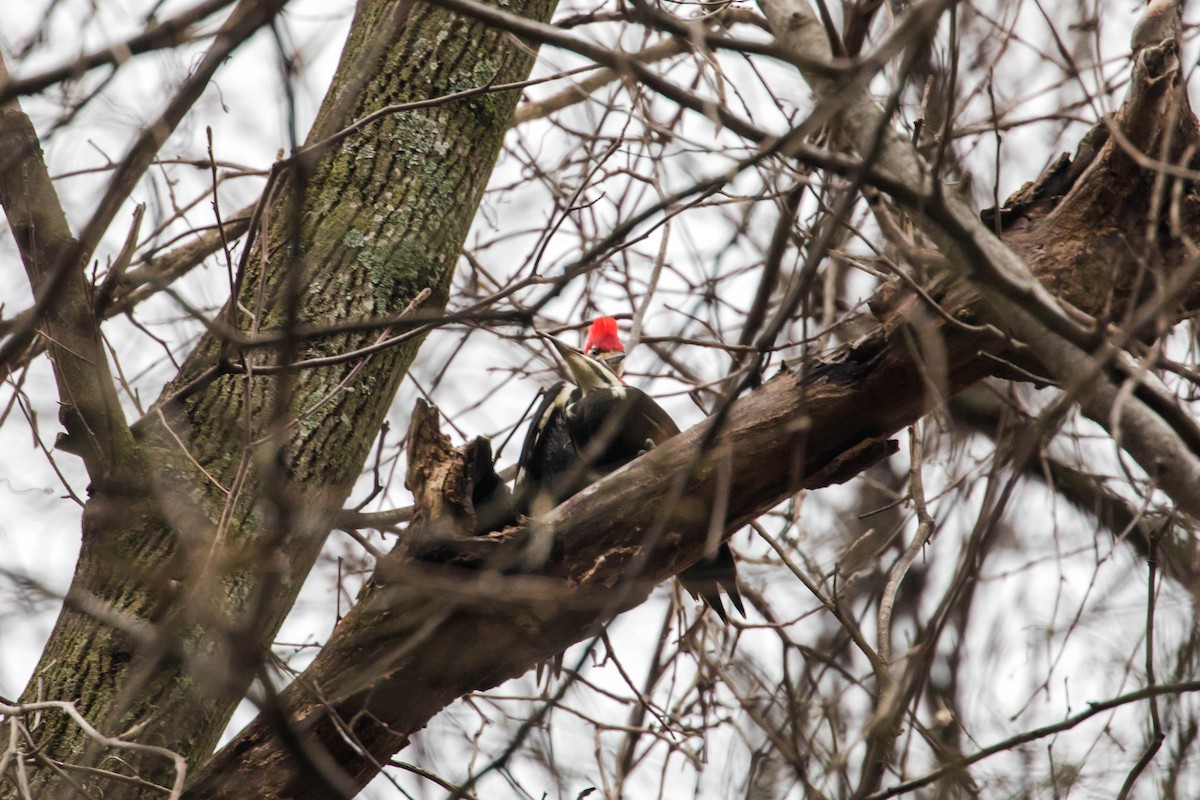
[5,0,555,796]
[6,1,1197,798]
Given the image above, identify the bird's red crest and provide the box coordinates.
[583,317,624,354]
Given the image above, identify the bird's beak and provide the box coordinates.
[600,351,625,376]
[547,336,613,392]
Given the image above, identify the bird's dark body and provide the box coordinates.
[517,382,680,507]
[516,367,743,621]
[515,382,592,509]
[565,385,680,470]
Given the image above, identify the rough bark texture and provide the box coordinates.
[183,316,962,799]
[7,0,555,796]
[6,0,1199,797]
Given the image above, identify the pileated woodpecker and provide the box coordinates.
[515,318,744,621]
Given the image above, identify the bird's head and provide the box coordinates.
[546,335,624,394]
[582,316,625,376]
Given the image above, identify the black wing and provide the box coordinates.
[565,385,680,471]
[535,381,745,621]
[514,382,594,514]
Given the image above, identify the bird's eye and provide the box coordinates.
[589,347,601,356]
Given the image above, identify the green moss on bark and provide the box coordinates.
[10,0,557,795]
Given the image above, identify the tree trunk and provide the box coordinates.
[6,0,555,796]
[6,1,1198,798]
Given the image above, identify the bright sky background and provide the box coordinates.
[2,1,1197,797]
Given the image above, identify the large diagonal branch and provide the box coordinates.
[185,328,927,799]
[185,4,1200,798]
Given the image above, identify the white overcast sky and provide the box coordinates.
[2,1,1197,797]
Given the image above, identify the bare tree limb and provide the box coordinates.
[863,679,1200,800]
[0,55,139,482]
[758,0,1200,522]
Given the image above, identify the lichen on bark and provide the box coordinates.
[7,0,557,796]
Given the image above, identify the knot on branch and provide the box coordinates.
[374,399,526,584]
